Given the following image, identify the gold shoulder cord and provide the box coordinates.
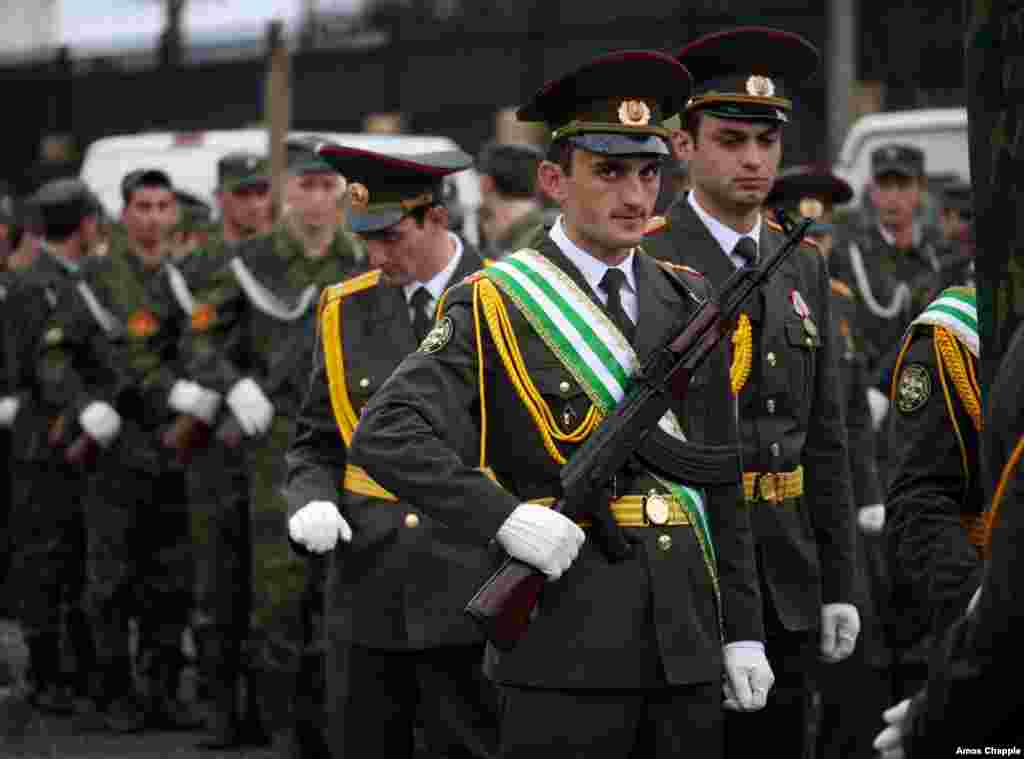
[473,278,600,466]
[983,433,1024,557]
[319,290,359,445]
[730,313,753,396]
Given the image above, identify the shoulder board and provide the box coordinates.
[330,269,381,300]
[765,218,821,252]
[644,215,668,236]
[830,278,854,299]
[657,260,704,278]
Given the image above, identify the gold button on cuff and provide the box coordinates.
[559,381,571,394]
[359,378,371,389]
[404,513,420,529]
[657,534,672,551]
[766,352,777,367]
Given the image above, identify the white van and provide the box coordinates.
[78,128,484,246]
[832,107,968,209]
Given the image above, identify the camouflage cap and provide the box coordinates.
[217,152,271,193]
[286,136,338,175]
[871,144,925,179]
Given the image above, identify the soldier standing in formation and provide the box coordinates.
[284,144,498,758]
[763,165,891,758]
[475,141,546,260]
[644,27,860,759]
[343,50,773,758]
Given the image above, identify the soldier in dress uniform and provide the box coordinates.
[4,179,112,718]
[883,285,982,705]
[873,319,1024,757]
[335,50,773,759]
[283,142,500,759]
[476,142,546,259]
[829,145,945,476]
[643,28,861,759]
[70,168,205,732]
[765,165,892,759]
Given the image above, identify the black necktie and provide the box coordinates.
[599,268,635,344]
[734,236,758,266]
[410,287,433,344]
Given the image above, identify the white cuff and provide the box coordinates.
[724,640,766,654]
[79,401,122,448]
[168,380,222,424]
[0,396,20,427]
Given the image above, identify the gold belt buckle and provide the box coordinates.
[755,472,782,504]
[643,490,671,525]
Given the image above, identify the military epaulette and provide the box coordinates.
[329,269,381,301]
[765,218,822,252]
[644,215,669,236]
[481,257,496,268]
[830,278,854,299]
[462,270,488,285]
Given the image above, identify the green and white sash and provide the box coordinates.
[483,249,718,578]
[910,286,978,358]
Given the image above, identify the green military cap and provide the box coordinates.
[477,142,543,198]
[676,26,820,124]
[516,50,693,157]
[29,177,100,231]
[286,136,338,175]
[315,142,472,234]
[871,144,925,180]
[765,164,853,235]
[217,151,270,193]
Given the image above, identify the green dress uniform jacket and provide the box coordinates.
[347,232,762,688]
[644,201,857,632]
[884,296,983,654]
[902,320,1024,755]
[284,241,491,650]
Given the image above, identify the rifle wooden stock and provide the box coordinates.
[162,414,212,465]
[464,555,549,651]
[65,433,100,469]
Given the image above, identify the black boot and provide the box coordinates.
[196,632,244,750]
[25,632,74,715]
[144,645,204,731]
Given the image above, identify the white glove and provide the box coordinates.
[873,698,911,759]
[0,396,20,428]
[226,377,275,437]
[288,501,353,553]
[722,641,774,712]
[496,503,586,581]
[866,387,890,431]
[168,379,222,424]
[78,401,122,448]
[857,504,886,534]
[820,602,861,663]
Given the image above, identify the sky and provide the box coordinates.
[59,0,362,49]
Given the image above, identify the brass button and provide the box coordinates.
[559,380,571,394]
[766,399,776,414]
[404,512,420,529]
[766,352,777,367]
[657,534,672,552]
[770,442,781,457]
[805,336,813,347]
[359,377,371,389]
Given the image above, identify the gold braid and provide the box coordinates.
[730,313,753,396]
[934,327,982,432]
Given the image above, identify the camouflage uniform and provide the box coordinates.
[184,217,359,748]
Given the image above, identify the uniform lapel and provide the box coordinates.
[633,252,685,363]
[665,199,737,290]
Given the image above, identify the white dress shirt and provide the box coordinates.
[549,215,638,324]
[688,192,762,270]
[402,231,464,320]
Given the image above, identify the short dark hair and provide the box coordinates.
[121,169,174,206]
[43,218,84,243]
[546,140,575,175]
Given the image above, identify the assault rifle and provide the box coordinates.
[464,211,814,651]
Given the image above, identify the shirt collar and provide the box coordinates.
[403,231,464,304]
[548,215,636,296]
[688,191,762,258]
[877,220,923,248]
[41,243,80,275]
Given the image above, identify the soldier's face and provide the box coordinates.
[122,186,177,249]
[869,174,921,229]
[683,115,782,214]
[540,149,661,260]
[220,184,272,237]
[287,171,341,229]
[362,215,437,286]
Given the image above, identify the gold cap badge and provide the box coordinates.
[348,183,369,210]
[799,198,825,219]
[618,99,651,127]
[746,75,775,98]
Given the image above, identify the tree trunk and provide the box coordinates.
[967,0,1024,392]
